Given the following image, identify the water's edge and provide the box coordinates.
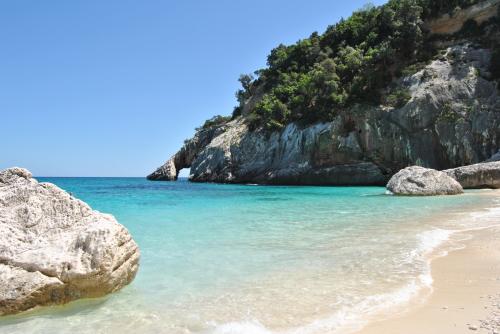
[340,190,500,334]
[2,179,499,334]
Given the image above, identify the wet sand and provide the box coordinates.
[356,224,500,334]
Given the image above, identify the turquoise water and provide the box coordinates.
[1,178,499,334]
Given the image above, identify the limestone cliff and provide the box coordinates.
[425,0,500,35]
[148,43,500,185]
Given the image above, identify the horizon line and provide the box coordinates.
[35,176,189,178]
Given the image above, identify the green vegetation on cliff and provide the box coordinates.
[196,115,232,131]
[226,0,499,131]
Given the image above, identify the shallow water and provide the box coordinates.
[2,178,499,334]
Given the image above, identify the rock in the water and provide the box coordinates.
[147,124,227,181]
[387,166,463,196]
[444,161,500,189]
[0,167,140,315]
[147,158,178,181]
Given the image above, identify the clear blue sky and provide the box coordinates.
[1,0,386,177]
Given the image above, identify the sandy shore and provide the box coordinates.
[356,223,500,334]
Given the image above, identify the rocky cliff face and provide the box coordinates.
[147,125,227,181]
[426,0,500,35]
[149,44,500,185]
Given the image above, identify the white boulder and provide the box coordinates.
[0,167,140,315]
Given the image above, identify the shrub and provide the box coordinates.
[400,62,426,77]
[253,95,290,131]
[246,112,262,131]
[197,115,231,131]
[385,88,412,108]
[438,102,460,121]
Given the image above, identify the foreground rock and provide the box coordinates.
[387,166,463,196]
[149,44,500,185]
[445,161,500,189]
[0,167,140,316]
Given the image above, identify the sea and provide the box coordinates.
[1,177,499,334]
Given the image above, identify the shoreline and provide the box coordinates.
[355,196,500,334]
[208,190,500,334]
[1,185,499,334]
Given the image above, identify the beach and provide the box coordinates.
[2,0,500,331]
[357,194,500,334]
[1,179,499,334]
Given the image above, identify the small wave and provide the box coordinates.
[414,228,453,258]
[283,229,455,334]
[209,277,429,334]
[210,321,272,334]
[209,227,453,334]
[469,204,500,221]
[287,280,425,334]
[209,283,430,334]
[445,199,500,233]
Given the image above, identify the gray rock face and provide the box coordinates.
[425,0,500,35]
[486,150,500,162]
[387,166,464,196]
[147,125,227,181]
[0,167,140,316]
[445,161,500,189]
[149,44,500,185]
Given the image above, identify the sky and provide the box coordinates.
[0,0,387,177]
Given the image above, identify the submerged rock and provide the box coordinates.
[445,161,500,189]
[387,166,463,196]
[0,167,140,315]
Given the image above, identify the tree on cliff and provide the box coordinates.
[228,0,498,131]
